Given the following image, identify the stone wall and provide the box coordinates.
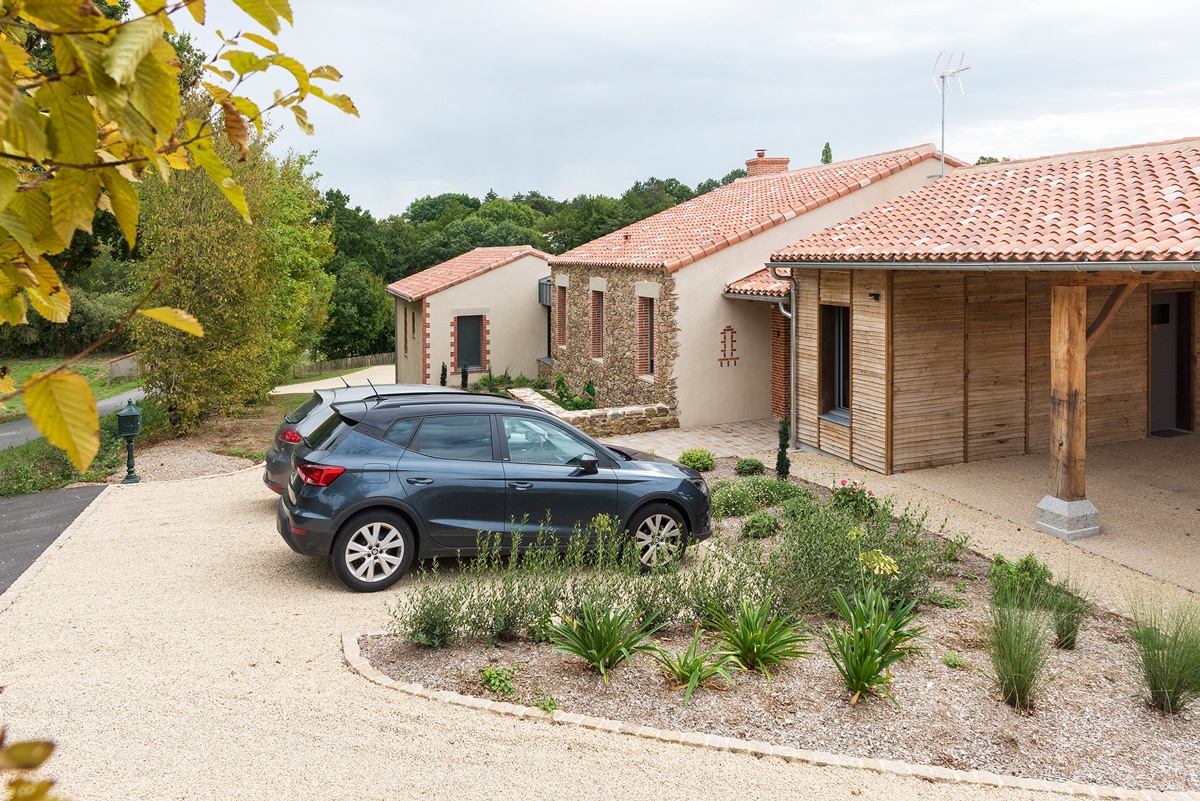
[509,388,679,438]
[548,264,679,411]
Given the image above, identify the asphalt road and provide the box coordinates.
[0,484,106,593]
[0,387,144,451]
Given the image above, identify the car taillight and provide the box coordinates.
[296,464,345,487]
[280,428,303,444]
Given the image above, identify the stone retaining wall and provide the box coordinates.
[509,388,679,438]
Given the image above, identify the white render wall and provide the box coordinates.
[673,165,947,427]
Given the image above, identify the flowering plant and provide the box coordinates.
[830,479,881,519]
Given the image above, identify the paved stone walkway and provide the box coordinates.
[603,417,779,460]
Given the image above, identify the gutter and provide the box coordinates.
[767,263,798,451]
[766,260,1200,273]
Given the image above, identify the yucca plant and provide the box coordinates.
[705,598,811,680]
[823,586,924,707]
[1128,596,1200,713]
[986,599,1051,711]
[651,628,743,704]
[548,600,661,682]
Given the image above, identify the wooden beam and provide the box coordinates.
[1049,285,1087,501]
[1086,283,1137,352]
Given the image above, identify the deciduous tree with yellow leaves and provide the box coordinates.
[0,0,356,472]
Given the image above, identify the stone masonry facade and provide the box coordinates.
[549,264,679,412]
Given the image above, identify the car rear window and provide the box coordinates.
[305,410,353,450]
[411,414,493,461]
[284,393,323,424]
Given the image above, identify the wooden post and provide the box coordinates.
[1049,285,1087,501]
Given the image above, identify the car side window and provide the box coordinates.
[502,415,596,466]
[383,417,420,448]
[411,414,494,461]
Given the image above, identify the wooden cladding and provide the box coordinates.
[966,275,1027,461]
[851,271,887,473]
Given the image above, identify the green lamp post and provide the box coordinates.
[116,400,143,485]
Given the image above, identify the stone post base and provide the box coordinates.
[1034,496,1100,541]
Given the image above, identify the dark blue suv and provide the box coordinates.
[276,394,711,591]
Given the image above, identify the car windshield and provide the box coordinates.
[304,410,353,449]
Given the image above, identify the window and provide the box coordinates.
[820,305,850,421]
[411,414,493,461]
[402,306,408,356]
[556,285,568,348]
[636,296,655,376]
[456,315,483,370]
[383,417,420,448]
[502,415,596,466]
[590,290,604,359]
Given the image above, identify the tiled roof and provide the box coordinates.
[386,246,551,302]
[725,268,789,298]
[550,145,965,272]
[770,137,1200,265]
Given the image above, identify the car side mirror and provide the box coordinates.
[579,456,599,474]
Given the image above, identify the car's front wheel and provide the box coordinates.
[628,502,688,571]
[332,510,415,592]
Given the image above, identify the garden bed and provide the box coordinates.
[360,466,1200,793]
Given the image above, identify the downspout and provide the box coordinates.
[768,263,797,450]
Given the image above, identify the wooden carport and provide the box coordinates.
[762,138,1200,540]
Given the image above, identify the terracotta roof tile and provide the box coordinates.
[771,137,1200,265]
[386,246,551,302]
[550,145,965,273]
[725,268,789,298]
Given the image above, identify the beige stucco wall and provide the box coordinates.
[422,253,548,382]
[673,164,945,427]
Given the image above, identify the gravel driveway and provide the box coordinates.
[0,467,1178,800]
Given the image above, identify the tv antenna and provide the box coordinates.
[932,51,970,177]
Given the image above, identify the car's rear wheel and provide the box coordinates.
[628,502,688,571]
[332,510,415,592]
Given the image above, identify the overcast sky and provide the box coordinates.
[189,0,1200,218]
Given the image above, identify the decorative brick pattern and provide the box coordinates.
[449,314,490,375]
[420,301,431,385]
[589,290,605,359]
[343,631,1182,801]
[555,285,568,349]
[636,296,654,378]
[718,325,738,367]
[770,304,790,419]
[548,264,678,411]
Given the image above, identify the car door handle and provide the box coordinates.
[508,481,534,490]
[406,477,434,485]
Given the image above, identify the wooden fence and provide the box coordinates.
[291,352,394,379]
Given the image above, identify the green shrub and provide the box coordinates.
[740,510,778,539]
[543,373,597,411]
[1129,596,1200,713]
[986,599,1051,711]
[990,553,1053,607]
[776,416,790,480]
[710,480,757,517]
[651,629,742,704]
[388,561,467,648]
[705,598,811,679]
[439,362,448,386]
[677,448,715,472]
[711,476,807,518]
[549,601,661,682]
[823,587,924,707]
[734,457,765,476]
[829,479,882,519]
[942,651,966,669]
[768,500,957,615]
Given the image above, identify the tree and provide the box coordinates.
[821,142,833,164]
[404,193,482,226]
[318,261,392,360]
[0,0,357,471]
[133,131,334,430]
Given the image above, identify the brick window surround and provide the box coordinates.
[450,314,490,373]
[555,285,568,349]
[589,290,605,359]
[636,296,655,378]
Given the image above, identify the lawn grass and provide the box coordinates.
[0,356,142,424]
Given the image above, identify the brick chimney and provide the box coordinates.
[745,149,790,177]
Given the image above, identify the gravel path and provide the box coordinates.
[0,468,1109,801]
